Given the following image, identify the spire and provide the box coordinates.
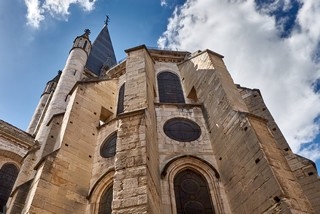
[85,18,117,76]
[105,15,110,26]
[42,70,62,95]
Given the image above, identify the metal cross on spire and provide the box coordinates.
[84,29,91,36]
[105,15,110,25]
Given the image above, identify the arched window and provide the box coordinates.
[117,83,125,115]
[174,169,214,214]
[157,72,185,103]
[100,132,117,158]
[0,163,19,212]
[98,185,113,214]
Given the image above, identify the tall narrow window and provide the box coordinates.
[98,185,113,214]
[0,163,19,212]
[117,83,125,115]
[83,41,88,50]
[158,72,185,103]
[174,169,214,214]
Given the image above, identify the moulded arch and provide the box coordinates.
[161,155,219,179]
[88,169,114,214]
[0,149,23,164]
[161,155,225,214]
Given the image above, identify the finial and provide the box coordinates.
[105,15,110,25]
[84,29,91,36]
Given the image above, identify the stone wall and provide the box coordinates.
[179,50,315,213]
[4,47,319,214]
[0,120,34,213]
[111,46,161,214]
[238,86,320,213]
[21,79,117,213]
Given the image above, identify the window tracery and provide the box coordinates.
[174,169,215,214]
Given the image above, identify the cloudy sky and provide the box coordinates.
[0,0,319,170]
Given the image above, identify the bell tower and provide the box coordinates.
[6,30,93,214]
[33,29,92,144]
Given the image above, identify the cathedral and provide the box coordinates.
[0,20,320,214]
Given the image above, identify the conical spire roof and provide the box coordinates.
[85,22,117,76]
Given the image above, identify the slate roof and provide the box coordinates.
[86,25,117,76]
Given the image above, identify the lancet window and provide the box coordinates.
[98,185,113,214]
[117,83,125,115]
[174,169,215,214]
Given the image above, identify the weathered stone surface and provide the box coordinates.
[1,37,319,214]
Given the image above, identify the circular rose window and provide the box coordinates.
[163,118,201,142]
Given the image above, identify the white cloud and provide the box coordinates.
[300,143,320,162]
[25,0,44,28]
[160,0,168,7]
[158,0,320,161]
[24,0,97,28]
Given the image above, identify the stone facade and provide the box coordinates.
[0,24,319,214]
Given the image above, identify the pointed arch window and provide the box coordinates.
[158,72,185,103]
[100,132,117,158]
[98,185,113,214]
[0,163,19,212]
[117,83,125,115]
[174,169,214,214]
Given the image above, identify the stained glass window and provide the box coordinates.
[98,185,113,214]
[100,132,117,158]
[174,169,214,214]
[158,72,185,103]
[164,118,201,142]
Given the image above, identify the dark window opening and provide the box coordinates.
[83,41,88,50]
[187,86,198,102]
[117,84,125,115]
[273,196,281,203]
[158,72,185,103]
[174,169,215,214]
[0,163,19,212]
[100,132,117,158]
[164,118,201,142]
[98,185,113,214]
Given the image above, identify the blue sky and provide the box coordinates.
[0,0,320,170]
[0,0,182,129]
